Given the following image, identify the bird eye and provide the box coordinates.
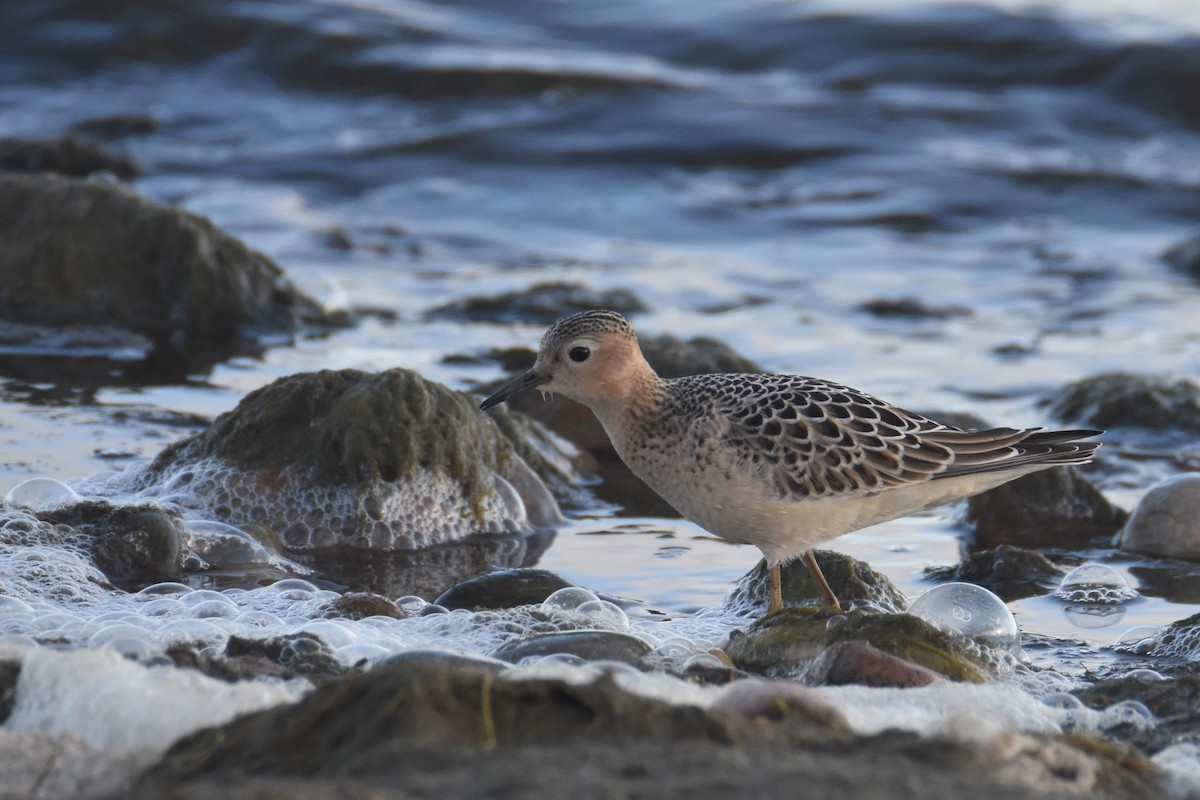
[568,346,591,363]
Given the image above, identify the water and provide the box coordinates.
[2,0,1200,790]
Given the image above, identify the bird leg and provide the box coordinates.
[802,550,843,613]
[768,562,783,614]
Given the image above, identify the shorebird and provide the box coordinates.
[480,310,1100,614]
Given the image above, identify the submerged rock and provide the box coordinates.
[435,568,576,610]
[491,333,763,515]
[0,173,339,379]
[1163,233,1200,279]
[1048,372,1200,433]
[426,281,646,324]
[134,369,562,550]
[925,544,1067,601]
[965,467,1128,549]
[859,297,972,319]
[0,136,139,178]
[725,607,991,683]
[1118,474,1200,560]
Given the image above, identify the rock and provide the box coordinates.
[1048,372,1200,433]
[728,551,908,614]
[0,660,19,723]
[1164,233,1200,279]
[39,502,185,592]
[1118,474,1200,559]
[68,113,160,140]
[133,369,562,550]
[925,545,1068,601]
[491,631,652,665]
[130,651,1158,800]
[168,633,345,683]
[0,173,339,378]
[0,136,139,178]
[435,568,576,610]
[490,333,762,515]
[709,678,845,724]
[324,592,405,620]
[809,641,938,688]
[425,281,646,324]
[725,607,991,682]
[965,467,1128,549]
[859,297,972,319]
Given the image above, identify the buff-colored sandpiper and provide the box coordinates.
[480,309,1100,614]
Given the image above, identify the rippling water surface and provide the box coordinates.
[2,0,1200,680]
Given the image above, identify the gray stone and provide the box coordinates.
[1119,474,1200,559]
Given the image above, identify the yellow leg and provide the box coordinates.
[768,562,783,614]
[802,550,843,613]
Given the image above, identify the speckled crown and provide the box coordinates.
[540,309,635,352]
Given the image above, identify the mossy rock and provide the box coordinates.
[138,369,561,550]
[0,173,337,377]
[725,607,989,683]
[727,551,908,614]
[925,544,1067,602]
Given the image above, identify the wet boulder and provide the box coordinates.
[965,467,1128,550]
[491,630,652,665]
[132,369,562,551]
[808,641,938,688]
[426,281,646,324]
[1047,372,1200,433]
[491,333,763,515]
[1118,474,1200,560]
[435,568,576,610]
[0,173,340,378]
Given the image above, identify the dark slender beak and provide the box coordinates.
[480,369,547,410]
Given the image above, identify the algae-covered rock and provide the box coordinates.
[130,649,1160,800]
[426,281,646,324]
[727,551,908,614]
[489,332,763,515]
[134,369,562,550]
[1118,474,1200,560]
[966,467,1128,549]
[925,544,1068,601]
[1048,372,1200,433]
[0,173,338,378]
[725,607,992,682]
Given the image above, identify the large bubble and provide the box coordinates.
[908,582,1021,653]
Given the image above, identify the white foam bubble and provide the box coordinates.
[4,478,82,512]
